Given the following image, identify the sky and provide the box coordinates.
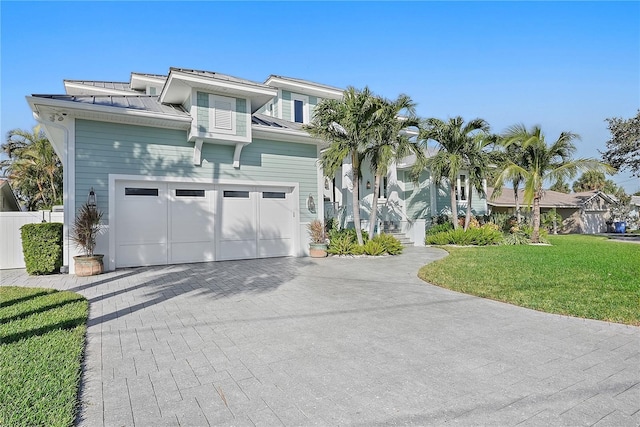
[1,1,639,192]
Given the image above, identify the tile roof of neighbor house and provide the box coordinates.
[30,95,190,116]
[631,195,640,206]
[487,188,617,208]
[64,80,136,92]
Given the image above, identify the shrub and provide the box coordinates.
[372,233,403,255]
[20,222,63,275]
[327,233,355,255]
[425,224,503,246]
[426,222,453,235]
[362,240,385,256]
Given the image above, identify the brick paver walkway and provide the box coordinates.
[2,247,638,426]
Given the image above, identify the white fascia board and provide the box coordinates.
[265,76,343,99]
[130,73,166,89]
[64,81,136,96]
[252,126,317,145]
[26,96,192,129]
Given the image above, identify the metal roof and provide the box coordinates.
[130,72,167,79]
[170,68,271,90]
[31,95,189,116]
[64,80,137,92]
[251,113,304,131]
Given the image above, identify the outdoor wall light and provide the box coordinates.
[307,194,316,213]
[87,187,97,209]
[366,180,371,190]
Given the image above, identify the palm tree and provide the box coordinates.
[493,124,613,242]
[462,133,497,230]
[306,87,379,245]
[1,126,62,210]
[364,94,423,237]
[415,117,490,229]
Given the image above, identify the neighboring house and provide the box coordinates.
[487,188,617,234]
[0,179,21,212]
[27,67,487,272]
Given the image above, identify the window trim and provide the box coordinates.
[290,93,309,124]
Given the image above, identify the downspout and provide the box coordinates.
[32,111,71,272]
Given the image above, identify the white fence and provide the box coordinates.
[0,211,64,270]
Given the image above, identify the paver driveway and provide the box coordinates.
[3,246,639,426]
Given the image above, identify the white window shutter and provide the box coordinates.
[214,100,232,130]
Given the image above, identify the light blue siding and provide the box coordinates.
[403,170,433,220]
[196,92,247,137]
[197,92,208,132]
[309,95,318,121]
[75,119,318,223]
[236,98,247,137]
[281,91,291,121]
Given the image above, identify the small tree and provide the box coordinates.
[601,110,640,177]
[70,202,103,257]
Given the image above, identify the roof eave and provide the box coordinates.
[26,96,192,130]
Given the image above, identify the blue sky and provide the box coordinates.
[1,1,638,192]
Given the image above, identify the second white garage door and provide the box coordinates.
[115,181,295,267]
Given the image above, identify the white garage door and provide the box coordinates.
[217,186,294,261]
[115,181,293,267]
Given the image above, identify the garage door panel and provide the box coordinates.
[117,244,167,268]
[258,238,292,258]
[217,240,258,261]
[116,182,168,267]
[170,242,214,263]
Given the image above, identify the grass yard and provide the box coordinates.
[418,235,640,325]
[0,287,88,427]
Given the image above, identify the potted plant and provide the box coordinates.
[71,201,104,276]
[308,219,328,258]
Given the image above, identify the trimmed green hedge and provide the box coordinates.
[20,223,63,275]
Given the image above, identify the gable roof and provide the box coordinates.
[487,188,617,209]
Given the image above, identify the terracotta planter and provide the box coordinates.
[73,255,104,276]
[309,243,328,258]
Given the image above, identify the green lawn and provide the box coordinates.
[0,287,88,427]
[418,235,640,325]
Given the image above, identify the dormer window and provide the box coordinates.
[291,94,309,123]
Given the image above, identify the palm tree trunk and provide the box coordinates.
[513,183,521,223]
[532,192,541,243]
[351,151,364,245]
[450,182,459,229]
[464,190,473,231]
[369,173,381,238]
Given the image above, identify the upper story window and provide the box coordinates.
[209,94,236,134]
[291,93,309,124]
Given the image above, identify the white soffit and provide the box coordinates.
[130,73,167,91]
[264,76,343,100]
